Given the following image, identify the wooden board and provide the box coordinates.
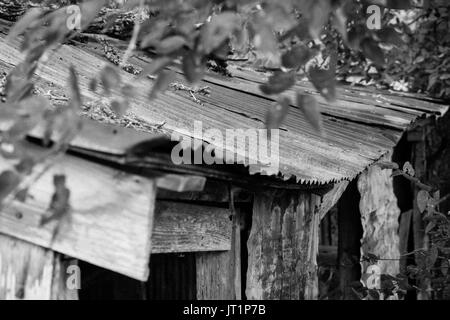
[151,201,232,253]
[246,189,322,300]
[358,153,401,278]
[196,208,242,300]
[0,233,77,300]
[0,150,156,281]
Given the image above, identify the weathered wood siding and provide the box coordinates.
[0,147,157,281]
[0,234,77,300]
[246,190,322,300]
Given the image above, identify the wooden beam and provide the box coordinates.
[0,234,78,300]
[246,189,325,300]
[151,201,232,254]
[196,208,241,300]
[0,146,157,281]
[358,155,401,278]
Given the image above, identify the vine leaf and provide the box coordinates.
[149,70,176,99]
[259,71,296,95]
[425,246,438,270]
[309,65,336,102]
[182,52,205,85]
[417,190,430,213]
[403,161,415,177]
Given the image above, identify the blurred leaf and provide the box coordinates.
[155,36,186,55]
[281,44,313,69]
[40,174,70,226]
[68,65,82,109]
[297,93,324,135]
[332,6,348,42]
[149,70,176,99]
[182,52,205,85]
[259,71,296,95]
[6,8,43,42]
[140,57,173,78]
[307,0,332,39]
[200,12,240,54]
[425,221,436,234]
[309,65,336,102]
[0,170,21,204]
[376,27,404,47]
[361,37,385,66]
[265,96,290,129]
[100,65,121,95]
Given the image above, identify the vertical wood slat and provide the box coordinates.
[196,208,241,300]
[245,189,323,300]
[0,233,78,300]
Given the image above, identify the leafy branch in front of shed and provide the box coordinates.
[0,0,413,216]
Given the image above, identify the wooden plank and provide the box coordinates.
[0,233,78,300]
[151,201,232,254]
[246,189,322,300]
[196,208,241,300]
[358,153,401,278]
[0,148,157,281]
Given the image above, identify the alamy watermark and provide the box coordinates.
[66,5,82,31]
[170,121,280,175]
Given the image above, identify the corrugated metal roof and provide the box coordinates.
[0,29,448,185]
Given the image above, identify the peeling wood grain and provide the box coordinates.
[0,145,156,281]
[196,208,241,300]
[151,201,232,253]
[358,153,401,277]
[0,234,78,300]
[246,189,322,300]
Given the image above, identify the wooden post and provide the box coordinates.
[196,208,241,300]
[0,233,78,300]
[358,154,401,278]
[246,184,347,300]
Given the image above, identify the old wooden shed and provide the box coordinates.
[0,18,448,300]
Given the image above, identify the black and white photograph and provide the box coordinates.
[0,0,449,309]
